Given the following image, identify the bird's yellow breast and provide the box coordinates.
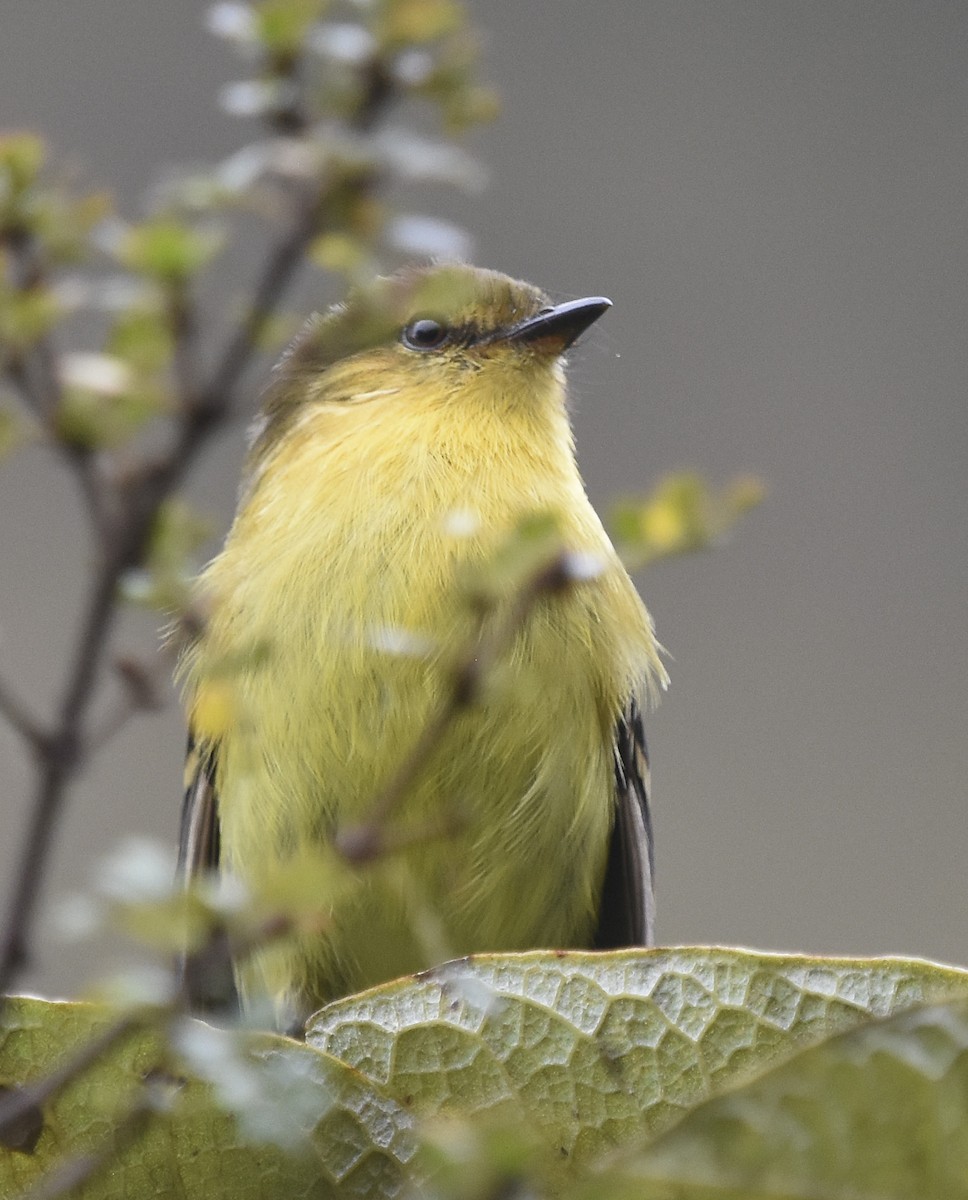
[187,369,660,1012]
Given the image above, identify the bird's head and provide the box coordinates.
[249,263,611,466]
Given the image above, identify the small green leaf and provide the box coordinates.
[0,282,60,350]
[309,231,374,278]
[0,406,25,459]
[611,471,765,567]
[151,499,211,572]
[106,307,174,374]
[54,352,165,449]
[254,0,328,55]
[376,0,463,48]
[0,132,46,197]
[122,499,213,610]
[442,82,500,132]
[118,217,223,284]
[394,23,497,132]
[457,510,566,605]
[32,188,113,263]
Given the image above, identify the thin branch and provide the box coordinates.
[4,234,60,421]
[83,652,169,757]
[0,40,406,1003]
[0,201,320,998]
[0,1013,144,1145]
[0,674,47,753]
[166,283,202,411]
[184,49,394,421]
[0,763,72,991]
[4,356,50,423]
[0,554,118,994]
[198,195,320,417]
[21,1092,154,1200]
[29,335,64,426]
[56,444,110,537]
[337,552,577,864]
[5,337,109,537]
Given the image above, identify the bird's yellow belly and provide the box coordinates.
[212,539,623,1014]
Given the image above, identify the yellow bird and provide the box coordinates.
[179,263,666,1026]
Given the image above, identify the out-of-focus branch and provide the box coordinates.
[337,551,579,865]
[0,34,423,1002]
[83,653,168,757]
[0,1012,144,1146]
[22,1091,155,1200]
[2,235,111,534]
[0,674,47,753]
[193,193,321,428]
[4,353,52,424]
[0,562,117,992]
[6,353,108,533]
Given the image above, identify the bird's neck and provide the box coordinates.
[250,369,587,538]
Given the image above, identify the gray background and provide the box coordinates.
[1,2,965,996]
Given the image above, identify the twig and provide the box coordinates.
[197,198,320,420]
[3,235,59,421]
[57,444,110,538]
[0,674,47,753]
[0,1013,144,1145]
[4,242,110,534]
[4,357,111,536]
[0,195,322,997]
[0,749,80,993]
[337,552,576,864]
[166,283,201,412]
[0,39,406,1001]
[20,1091,155,1200]
[4,357,50,424]
[83,653,167,757]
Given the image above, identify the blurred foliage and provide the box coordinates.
[121,499,214,611]
[0,404,26,459]
[114,217,225,285]
[0,0,500,500]
[459,510,577,605]
[611,471,765,568]
[55,351,169,449]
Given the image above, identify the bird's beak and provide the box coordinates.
[504,296,612,353]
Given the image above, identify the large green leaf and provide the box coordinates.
[307,948,968,1171]
[0,997,415,1199]
[612,995,968,1199]
[3,950,966,1198]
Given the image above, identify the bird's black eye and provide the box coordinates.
[402,318,449,351]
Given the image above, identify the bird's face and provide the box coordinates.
[249,264,610,464]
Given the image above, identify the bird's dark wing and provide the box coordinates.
[177,736,237,1013]
[594,693,656,948]
[178,734,220,879]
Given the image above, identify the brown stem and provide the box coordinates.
[0,196,322,998]
[21,1092,155,1200]
[0,1013,144,1144]
[6,369,109,542]
[337,552,575,864]
[166,282,201,411]
[0,39,404,1002]
[0,674,47,753]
